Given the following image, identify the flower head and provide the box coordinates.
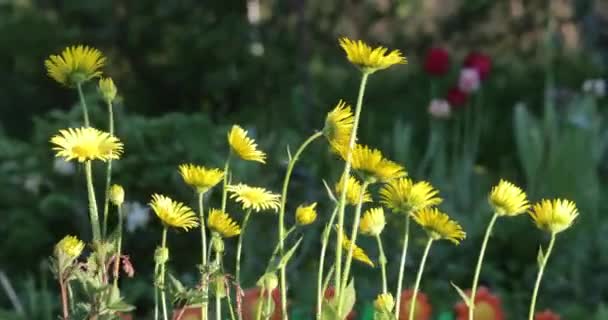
[208,209,241,238]
[374,292,395,313]
[380,178,442,214]
[55,235,85,259]
[98,77,117,103]
[324,100,354,151]
[424,47,450,76]
[335,174,372,206]
[454,286,504,320]
[428,99,451,119]
[228,125,266,163]
[227,183,281,212]
[149,194,198,230]
[179,164,224,194]
[45,45,106,86]
[488,180,529,216]
[399,289,432,320]
[339,229,374,267]
[295,203,317,225]
[412,208,465,244]
[528,199,579,234]
[360,207,386,236]
[51,127,123,162]
[343,144,406,183]
[464,52,492,80]
[109,184,125,206]
[339,37,406,74]
[446,86,468,108]
[535,309,561,320]
[458,68,480,93]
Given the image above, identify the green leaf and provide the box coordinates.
[320,302,339,320]
[168,273,186,294]
[338,279,356,318]
[322,179,337,203]
[266,237,303,273]
[106,300,135,312]
[537,246,544,268]
[450,282,470,307]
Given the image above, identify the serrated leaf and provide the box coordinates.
[450,282,471,307]
[333,279,356,318]
[106,300,135,312]
[168,273,186,294]
[322,179,337,203]
[537,246,544,268]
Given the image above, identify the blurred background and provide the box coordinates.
[1,0,608,319]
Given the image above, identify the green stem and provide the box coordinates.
[160,227,169,320]
[84,161,101,242]
[199,192,208,320]
[408,238,434,320]
[225,285,237,320]
[215,250,222,320]
[112,205,124,291]
[316,207,338,320]
[270,226,297,262]
[338,181,370,314]
[528,233,557,320]
[394,214,411,319]
[236,210,252,285]
[154,263,159,320]
[255,288,265,320]
[67,282,75,315]
[76,83,90,127]
[265,288,273,320]
[469,213,499,320]
[376,234,388,294]
[221,156,231,213]
[102,101,115,239]
[278,131,322,320]
[335,72,370,299]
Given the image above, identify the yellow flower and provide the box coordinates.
[45,45,106,86]
[339,230,374,267]
[149,194,198,230]
[51,127,123,162]
[374,293,395,313]
[324,100,354,151]
[98,77,117,103]
[360,207,385,236]
[379,178,442,214]
[109,184,125,206]
[488,179,529,216]
[178,164,224,194]
[412,208,466,244]
[528,199,579,234]
[228,125,266,163]
[334,174,372,206]
[344,144,406,183]
[339,37,406,74]
[55,235,85,259]
[208,209,241,238]
[226,183,281,212]
[296,202,318,225]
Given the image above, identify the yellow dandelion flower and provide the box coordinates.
[360,207,386,236]
[528,199,579,234]
[374,293,395,313]
[227,125,266,163]
[344,144,406,183]
[208,209,241,238]
[334,174,372,206]
[109,184,125,206]
[296,202,318,225]
[50,127,123,162]
[488,179,530,216]
[55,235,85,259]
[98,77,117,103]
[379,178,442,214]
[339,230,375,267]
[178,164,224,194]
[226,183,281,212]
[339,37,406,74]
[324,100,354,151]
[149,194,198,230]
[412,208,466,244]
[45,45,106,87]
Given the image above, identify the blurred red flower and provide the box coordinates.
[454,286,504,320]
[424,47,451,76]
[322,286,356,320]
[242,287,282,320]
[464,52,492,80]
[535,309,561,320]
[398,289,432,320]
[446,86,468,107]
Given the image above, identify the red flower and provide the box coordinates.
[398,289,432,320]
[322,286,356,320]
[446,86,468,108]
[535,309,561,320]
[242,287,282,320]
[463,52,492,80]
[424,47,451,76]
[172,306,200,320]
[454,286,504,320]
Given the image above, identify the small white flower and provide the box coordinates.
[428,99,451,119]
[593,79,605,97]
[458,68,480,93]
[124,201,151,233]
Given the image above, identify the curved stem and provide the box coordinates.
[278,131,322,320]
[376,234,388,294]
[394,214,411,319]
[528,233,557,320]
[255,288,265,320]
[59,279,69,320]
[102,101,115,239]
[160,227,169,320]
[199,192,208,320]
[221,156,232,213]
[154,263,159,320]
[215,250,222,320]
[469,213,499,320]
[335,72,370,299]
[84,161,101,242]
[265,288,273,320]
[76,83,90,127]
[236,210,252,285]
[408,238,434,320]
[316,207,339,320]
[112,205,124,291]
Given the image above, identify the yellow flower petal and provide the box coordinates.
[149,194,198,230]
[45,45,106,86]
[359,207,385,236]
[179,163,224,194]
[380,178,442,214]
[342,144,406,183]
[339,37,406,74]
[228,125,266,163]
[296,202,318,226]
[50,127,123,162]
[226,183,281,212]
[208,209,241,238]
[412,208,466,244]
[528,199,579,234]
[334,174,372,206]
[488,180,529,216]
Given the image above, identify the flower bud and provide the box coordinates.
[55,235,85,260]
[154,247,169,265]
[295,202,317,226]
[374,292,395,313]
[211,233,225,253]
[256,272,278,291]
[98,77,117,104]
[109,184,125,206]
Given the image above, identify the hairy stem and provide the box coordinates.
[394,214,411,319]
[84,161,101,242]
[102,100,115,239]
[112,205,124,291]
[528,233,557,320]
[376,234,388,294]
[316,207,338,320]
[408,238,433,320]
[236,210,252,285]
[160,228,169,320]
[199,192,208,320]
[76,83,90,127]
[469,213,499,320]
